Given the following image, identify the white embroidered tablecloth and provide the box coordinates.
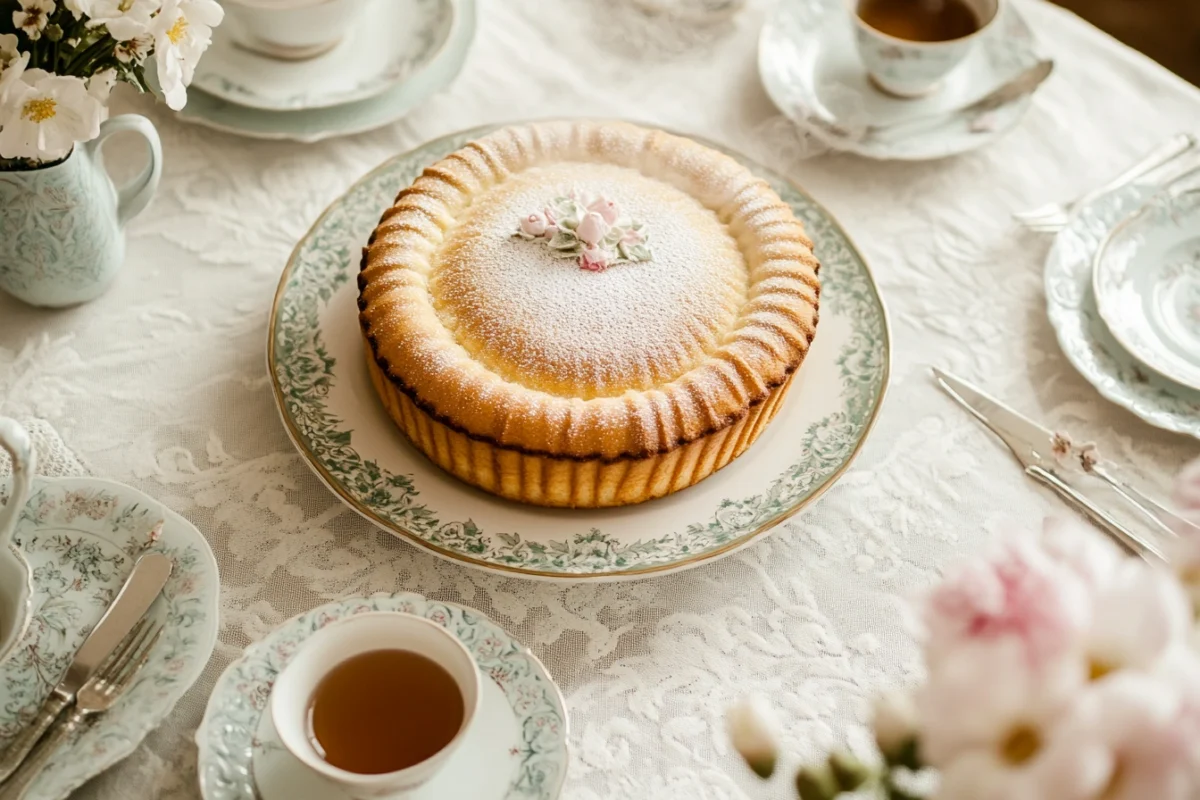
[1,1,1198,797]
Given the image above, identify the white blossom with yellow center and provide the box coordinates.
[151,0,223,111]
[0,69,103,161]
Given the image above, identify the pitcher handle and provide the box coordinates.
[86,114,163,227]
[0,418,35,548]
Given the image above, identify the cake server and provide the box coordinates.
[932,368,1170,562]
[0,551,172,783]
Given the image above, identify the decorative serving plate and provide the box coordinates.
[1046,185,1200,438]
[758,0,1042,160]
[267,123,891,580]
[0,477,220,800]
[1093,188,1200,392]
[196,593,568,800]
[193,0,454,112]
[178,0,473,141]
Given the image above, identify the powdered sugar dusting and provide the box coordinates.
[430,162,748,399]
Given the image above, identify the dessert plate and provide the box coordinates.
[1045,184,1200,438]
[192,0,454,112]
[0,477,220,800]
[177,0,473,141]
[267,123,891,580]
[196,593,568,800]
[1093,188,1200,392]
[758,0,1043,160]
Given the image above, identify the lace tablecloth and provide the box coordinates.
[1,1,1198,797]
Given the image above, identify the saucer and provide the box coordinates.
[1045,184,1200,439]
[1093,188,1200,392]
[178,0,473,141]
[758,0,1043,160]
[266,124,890,580]
[192,0,453,112]
[0,477,220,800]
[196,593,569,800]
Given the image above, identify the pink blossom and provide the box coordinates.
[588,196,620,225]
[579,245,609,272]
[575,211,609,246]
[622,227,644,245]
[519,212,547,238]
[543,206,556,224]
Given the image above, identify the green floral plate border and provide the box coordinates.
[195,593,569,800]
[267,122,892,580]
[0,477,221,800]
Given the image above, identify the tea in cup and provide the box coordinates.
[0,418,35,665]
[222,0,374,60]
[271,612,482,798]
[851,0,1000,97]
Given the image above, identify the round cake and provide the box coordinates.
[357,121,820,508]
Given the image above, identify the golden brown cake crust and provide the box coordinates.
[358,121,820,467]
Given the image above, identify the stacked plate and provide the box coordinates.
[180,0,476,141]
[1045,181,1200,439]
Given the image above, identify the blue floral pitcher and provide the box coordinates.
[0,114,161,308]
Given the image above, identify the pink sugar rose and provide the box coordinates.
[579,244,609,272]
[576,211,610,246]
[520,212,547,238]
[588,196,620,225]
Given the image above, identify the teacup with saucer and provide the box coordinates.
[0,417,34,665]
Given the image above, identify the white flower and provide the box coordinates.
[86,0,160,41]
[113,33,152,63]
[575,211,609,246]
[63,0,91,18]
[0,34,19,64]
[0,36,28,105]
[13,0,55,41]
[0,69,103,161]
[87,68,116,120]
[519,211,547,238]
[872,690,919,759]
[152,0,223,110]
[726,694,780,779]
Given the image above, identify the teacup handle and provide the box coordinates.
[0,418,35,549]
[86,114,163,227]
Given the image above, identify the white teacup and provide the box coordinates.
[851,0,1000,98]
[222,0,374,60]
[271,612,482,799]
[0,418,35,666]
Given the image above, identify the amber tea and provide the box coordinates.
[307,648,465,775]
[857,0,981,42]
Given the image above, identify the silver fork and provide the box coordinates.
[1014,133,1197,233]
[0,621,162,800]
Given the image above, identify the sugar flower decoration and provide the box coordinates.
[514,188,652,272]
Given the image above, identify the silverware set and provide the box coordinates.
[0,553,172,800]
[934,368,1194,563]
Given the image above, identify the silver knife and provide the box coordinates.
[932,368,1165,562]
[0,552,173,782]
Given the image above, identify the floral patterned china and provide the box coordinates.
[0,476,220,800]
[195,593,569,800]
[193,0,453,112]
[1092,188,1200,392]
[758,0,1043,160]
[1046,184,1200,439]
[0,419,34,666]
[178,0,473,141]
[267,123,890,580]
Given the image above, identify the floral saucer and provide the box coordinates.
[192,0,454,112]
[196,593,569,800]
[266,123,890,581]
[178,0,473,141]
[757,0,1043,160]
[0,476,220,800]
[1045,184,1200,438]
[1092,188,1200,392]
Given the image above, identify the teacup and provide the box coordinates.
[271,612,482,799]
[0,419,35,665]
[851,0,1000,98]
[222,0,375,60]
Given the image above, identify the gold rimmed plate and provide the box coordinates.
[266,123,891,581]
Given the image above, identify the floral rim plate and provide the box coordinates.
[1046,184,1200,438]
[192,0,453,112]
[178,0,473,141]
[758,0,1042,160]
[266,122,891,580]
[0,476,220,800]
[1092,188,1200,392]
[195,593,569,800]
